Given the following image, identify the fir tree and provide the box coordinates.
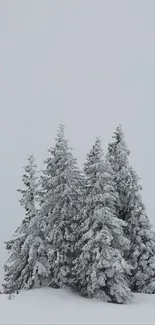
[108,125,155,293]
[3,155,49,294]
[126,167,155,293]
[73,138,132,303]
[40,125,82,289]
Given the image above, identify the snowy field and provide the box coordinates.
[0,288,155,325]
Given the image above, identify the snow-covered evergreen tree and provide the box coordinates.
[107,125,132,224]
[108,125,155,293]
[40,125,82,289]
[126,167,155,293]
[3,155,49,294]
[73,138,132,303]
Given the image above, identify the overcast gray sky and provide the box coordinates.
[1,0,155,284]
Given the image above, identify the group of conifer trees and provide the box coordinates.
[3,124,155,304]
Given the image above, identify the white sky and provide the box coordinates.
[0,0,155,284]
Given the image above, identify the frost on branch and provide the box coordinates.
[108,125,155,293]
[73,138,132,303]
[3,155,49,294]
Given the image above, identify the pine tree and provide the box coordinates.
[126,167,155,293]
[3,155,49,294]
[108,126,155,293]
[40,125,82,289]
[73,138,132,303]
[107,125,132,224]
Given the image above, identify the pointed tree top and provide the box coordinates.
[57,123,65,138]
[95,136,101,146]
[90,136,103,159]
[27,153,36,166]
[56,123,67,144]
[24,154,37,176]
[84,137,104,176]
[113,124,124,143]
[54,123,71,153]
[109,124,130,157]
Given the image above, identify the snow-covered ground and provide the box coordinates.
[0,288,155,325]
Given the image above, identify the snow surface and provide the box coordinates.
[0,288,155,324]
